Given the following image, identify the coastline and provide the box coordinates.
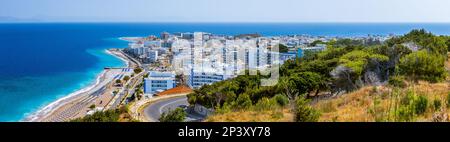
[22,69,108,122]
[23,48,131,122]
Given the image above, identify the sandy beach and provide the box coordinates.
[24,49,135,122]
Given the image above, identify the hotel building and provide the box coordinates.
[144,71,176,96]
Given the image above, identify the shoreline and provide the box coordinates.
[22,69,108,122]
[23,48,131,122]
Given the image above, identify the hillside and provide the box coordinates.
[194,29,450,122]
[314,54,449,122]
[205,109,294,122]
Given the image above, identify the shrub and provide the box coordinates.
[388,76,406,88]
[133,68,143,74]
[400,91,414,106]
[433,99,442,111]
[395,91,430,121]
[70,109,122,122]
[235,94,252,109]
[115,79,121,84]
[272,94,289,107]
[414,95,428,115]
[294,98,320,122]
[398,50,446,82]
[159,108,187,122]
[123,76,131,82]
[254,97,278,111]
[396,105,414,122]
[89,104,96,110]
[215,102,234,114]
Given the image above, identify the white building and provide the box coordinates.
[144,71,176,96]
[145,50,159,63]
[187,67,226,88]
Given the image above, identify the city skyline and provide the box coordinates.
[1,0,450,23]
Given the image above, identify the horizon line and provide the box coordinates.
[2,21,450,24]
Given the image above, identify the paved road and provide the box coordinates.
[143,96,205,122]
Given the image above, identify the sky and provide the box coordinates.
[1,0,450,23]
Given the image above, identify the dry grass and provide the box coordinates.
[315,53,450,122]
[206,54,450,122]
[205,109,294,122]
[313,82,449,122]
[314,87,375,122]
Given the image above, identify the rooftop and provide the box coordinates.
[155,86,194,96]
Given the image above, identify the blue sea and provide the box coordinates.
[0,23,450,122]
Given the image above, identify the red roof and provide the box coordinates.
[155,86,193,96]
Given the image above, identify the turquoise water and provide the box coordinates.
[0,35,127,121]
[0,47,126,122]
[1,23,450,122]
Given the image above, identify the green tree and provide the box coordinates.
[159,108,187,122]
[289,72,325,98]
[133,68,143,74]
[277,76,298,100]
[89,104,96,110]
[278,44,289,53]
[445,37,450,51]
[339,50,389,77]
[234,93,252,109]
[387,29,448,55]
[398,50,446,82]
[70,109,123,122]
[115,79,121,84]
[309,40,325,46]
[123,75,131,82]
[272,94,289,107]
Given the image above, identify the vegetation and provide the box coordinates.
[133,68,143,74]
[398,50,446,82]
[159,108,187,122]
[186,29,449,122]
[206,109,293,122]
[71,109,121,122]
[89,104,96,110]
[433,99,442,111]
[388,76,407,88]
[414,95,428,115]
[446,37,450,51]
[254,97,278,111]
[278,44,289,53]
[314,82,449,122]
[115,79,121,85]
[70,105,136,122]
[309,40,325,46]
[123,75,130,82]
[294,98,320,122]
[447,92,450,108]
[273,94,289,107]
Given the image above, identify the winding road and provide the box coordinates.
[142,96,205,122]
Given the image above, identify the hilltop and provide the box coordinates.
[188,29,450,122]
